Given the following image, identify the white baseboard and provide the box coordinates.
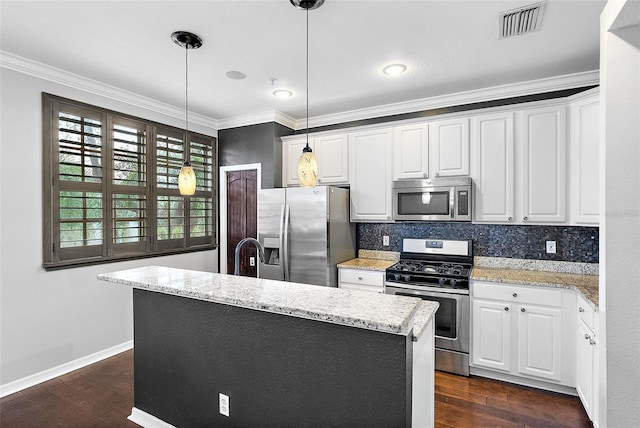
[0,340,133,398]
[129,407,176,428]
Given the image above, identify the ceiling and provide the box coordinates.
[0,0,605,129]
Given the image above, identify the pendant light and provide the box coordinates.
[172,31,202,196]
[292,0,323,188]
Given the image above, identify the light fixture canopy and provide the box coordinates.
[294,0,321,187]
[172,31,202,196]
[290,0,324,10]
[383,63,407,75]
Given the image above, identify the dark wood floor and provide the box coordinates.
[1,350,591,427]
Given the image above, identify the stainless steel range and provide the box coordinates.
[385,238,472,376]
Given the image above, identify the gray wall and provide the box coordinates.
[218,122,293,189]
[0,68,218,389]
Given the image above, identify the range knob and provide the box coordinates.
[403,275,411,282]
[393,273,401,281]
[438,278,447,286]
[450,279,458,287]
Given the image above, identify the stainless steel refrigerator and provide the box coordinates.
[258,186,355,287]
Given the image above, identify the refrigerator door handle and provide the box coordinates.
[283,203,291,282]
[278,203,286,281]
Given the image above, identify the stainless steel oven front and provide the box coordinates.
[386,283,470,376]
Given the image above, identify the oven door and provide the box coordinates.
[385,284,469,354]
[393,185,455,221]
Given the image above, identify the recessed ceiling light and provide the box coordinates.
[225,70,247,80]
[383,63,407,76]
[273,89,293,98]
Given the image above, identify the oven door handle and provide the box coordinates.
[385,283,469,295]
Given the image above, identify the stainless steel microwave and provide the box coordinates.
[392,177,472,222]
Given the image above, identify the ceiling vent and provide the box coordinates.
[499,1,546,38]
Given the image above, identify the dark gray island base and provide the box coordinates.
[98,266,437,428]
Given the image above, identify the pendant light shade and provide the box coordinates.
[297,144,318,187]
[172,31,202,196]
[294,0,322,188]
[178,161,196,195]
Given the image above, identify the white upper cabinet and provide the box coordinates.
[282,134,348,186]
[283,137,313,186]
[393,123,429,180]
[520,105,568,223]
[349,128,393,222]
[569,92,600,225]
[471,112,515,223]
[315,134,349,185]
[430,118,470,177]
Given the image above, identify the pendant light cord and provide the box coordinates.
[185,44,189,135]
[305,7,309,149]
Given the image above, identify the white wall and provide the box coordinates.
[600,1,640,426]
[0,68,219,389]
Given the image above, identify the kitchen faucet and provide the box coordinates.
[233,237,266,276]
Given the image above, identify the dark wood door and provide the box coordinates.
[226,169,258,276]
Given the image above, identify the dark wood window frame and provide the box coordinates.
[42,93,217,270]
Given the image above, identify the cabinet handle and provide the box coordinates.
[589,339,596,346]
[585,333,591,340]
[508,216,513,221]
[520,307,526,312]
[579,307,585,313]
[423,172,428,178]
[435,171,440,177]
[512,293,518,298]
[523,216,528,221]
[504,307,509,311]
[317,179,322,183]
[358,277,363,281]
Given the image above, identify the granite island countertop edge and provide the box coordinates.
[98,266,438,338]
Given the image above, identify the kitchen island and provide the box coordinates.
[98,266,437,428]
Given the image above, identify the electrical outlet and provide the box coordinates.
[219,393,229,417]
[546,241,556,254]
[383,235,390,246]
[249,256,255,267]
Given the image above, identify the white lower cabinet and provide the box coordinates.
[575,294,599,424]
[471,281,574,387]
[338,268,385,293]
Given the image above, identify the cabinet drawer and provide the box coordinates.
[339,269,384,287]
[340,282,384,294]
[472,281,562,307]
[577,294,595,330]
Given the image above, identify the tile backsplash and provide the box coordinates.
[357,223,599,264]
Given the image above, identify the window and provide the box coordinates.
[42,94,217,269]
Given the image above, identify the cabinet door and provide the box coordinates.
[576,319,594,419]
[430,118,470,177]
[349,128,393,222]
[284,138,315,186]
[315,134,349,185]
[517,304,562,381]
[520,106,567,223]
[471,113,515,223]
[472,300,512,372]
[393,123,429,180]
[570,96,600,225]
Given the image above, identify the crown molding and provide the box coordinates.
[0,50,220,131]
[216,110,297,130]
[2,50,598,132]
[291,70,600,130]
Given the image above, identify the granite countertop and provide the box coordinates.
[99,266,437,339]
[412,301,439,342]
[471,267,599,308]
[337,258,396,272]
